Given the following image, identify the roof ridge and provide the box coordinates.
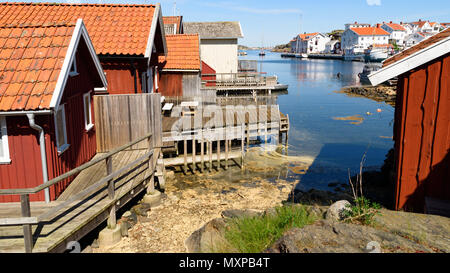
[0,21,76,29]
[0,2,156,7]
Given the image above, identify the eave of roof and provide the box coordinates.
[368,29,450,86]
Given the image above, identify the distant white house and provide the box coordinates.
[341,25,390,54]
[381,22,407,46]
[184,21,244,74]
[344,22,371,30]
[404,32,434,48]
[293,32,331,54]
[407,20,440,34]
[324,40,341,54]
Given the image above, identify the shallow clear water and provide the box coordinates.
[240,50,394,191]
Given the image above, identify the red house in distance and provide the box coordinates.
[0,19,108,203]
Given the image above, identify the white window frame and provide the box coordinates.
[54,104,70,155]
[0,116,11,164]
[69,56,79,77]
[83,92,94,131]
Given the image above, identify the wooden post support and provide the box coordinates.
[184,139,187,174]
[209,140,213,172]
[200,137,204,173]
[106,156,116,229]
[241,124,245,169]
[265,121,268,150]
[225,137,229,170]
[246,122,250,149]
[217,140,221,171]
[20,194,33,253]
[192,136,196,174]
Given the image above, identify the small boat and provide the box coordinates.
[364,47,388,62]
[259,49,266,56]
[358,63,382,84]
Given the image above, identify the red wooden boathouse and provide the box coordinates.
[0,2,167,95]
[158,34,201,97]
[369,29,450,214]
[0,20,107,203]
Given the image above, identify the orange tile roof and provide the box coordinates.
[350,27,390,36]
[0,23,74,111]
[384,23,406,31]
[0,2,156,56]
[158,34,200,70]
[410,21,428,28]
[383,28,450,67]
[163,16,182,26]
[298,32,319,40]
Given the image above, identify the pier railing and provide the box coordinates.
[0,133,154,253]
[201,72,277,88]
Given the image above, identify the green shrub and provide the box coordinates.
[223,205,317,253]
[342,197,381,226]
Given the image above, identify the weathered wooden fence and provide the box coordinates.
[94,94,162,153]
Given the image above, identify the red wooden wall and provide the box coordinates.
[394,52,450,212]
[101,59,148,94]
[158,72,183,96]
[0,38,100,202]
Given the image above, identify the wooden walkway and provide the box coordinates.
[0,149,153,253]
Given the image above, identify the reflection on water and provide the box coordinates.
[239,50,394,191]
[174,51,394,193]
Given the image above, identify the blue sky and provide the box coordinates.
[13,0,450,46]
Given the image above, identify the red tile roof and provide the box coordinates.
[350,27,390,36]
[163,16,182,26]
[298,32,319,40]
[158,34,200,70]
[384,23,406,31]
[0,23,74,111]
[0,2,157,56]
[383,28,450,67]
[410,21,428,28]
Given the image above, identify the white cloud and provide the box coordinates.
[366,0,381,6]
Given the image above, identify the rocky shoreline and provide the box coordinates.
[338,85,397,106]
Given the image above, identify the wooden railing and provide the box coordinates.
[0,133,154,253]
[201,72,270,87]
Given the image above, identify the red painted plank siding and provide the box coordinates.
[101,59,147,94]
[0,37,99,202]
[394,53,450,211]
[158,72,183,96]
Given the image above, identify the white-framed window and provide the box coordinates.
[54,105,70,154]
[69,56,79,77]
[83,92,94,131]
[0,116,11,164]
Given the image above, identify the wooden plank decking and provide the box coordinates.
[0,149,153,253]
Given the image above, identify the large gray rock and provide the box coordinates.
[185,218,229,253]
[374,209,450,253]
[326,200,351,221]
[265,220,434,253]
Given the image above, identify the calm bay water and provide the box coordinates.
[241,50,394,190]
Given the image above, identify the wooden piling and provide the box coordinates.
[217,140,221,171]
[241,124,244,169]
[192,136,196,174]
[184,139,187,174]
[209,140,213,172]
[225,137,229,170]
[200,137,204,173]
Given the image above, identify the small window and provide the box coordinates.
[54,105,69,154]
[0,116,11,164]
[83,92,94,131]
[69,57,79,77]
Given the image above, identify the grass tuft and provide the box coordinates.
[222,205,317,253]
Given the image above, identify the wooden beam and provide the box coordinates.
[200,138,204,173]
[192,136,196,174]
